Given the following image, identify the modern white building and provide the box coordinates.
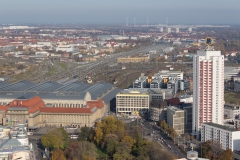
[160,27,164,32]
[201,122,240,151]
[188,27,192,32]
[116,88,165,115]
[178,94,193,103]
[176,28,180,33]
[193,50,224,137]
[56,44,79,52]
[224,67,240,80]
[224,104,240,119]
[154,70,183,80]
[167,28,171,33]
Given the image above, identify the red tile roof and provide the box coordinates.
[0,106,8,112]
[39,107,93,114]
[40,99,104,114]
[0,97,104,114]
[8,96,45,113]
[87,99,104,109]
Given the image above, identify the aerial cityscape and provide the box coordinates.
[1,1,240,160]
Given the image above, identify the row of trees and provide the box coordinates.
[159,120,194,142]
[41,116,176,160]
[201,140,234,160]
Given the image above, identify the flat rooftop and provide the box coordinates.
[203,122,239,132]
[118,88,164,95]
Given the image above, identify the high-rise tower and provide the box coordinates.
[192,46,224,138]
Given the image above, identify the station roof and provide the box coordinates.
[0,80,118,102]
[102,88,122,103]
[0,81,8,88]
[56,81,89,92]
[26,81,62,92]
[0,80,35,91]
[84,82,113,99]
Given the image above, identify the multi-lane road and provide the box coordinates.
[138,119,186,158]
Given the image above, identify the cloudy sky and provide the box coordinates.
[1,0,240,25]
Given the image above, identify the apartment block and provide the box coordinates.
[201,122,240,151]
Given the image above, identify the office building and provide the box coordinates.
[155,70,183,80]
[133,76,148,88]
[201,122,240,151]
[116,88,165,115]
[160,27,163,32]
[183,105,193,133]
[167,28,171,33]
[234,80,240,92]
[149,101,168,122]
[167,106,185,135]
[224,104,240,119]
[179,95,193,103]
[193,50,224,137]
[56,44,79,52]
[178,80,191,92]
[224,67,240,80]
[176,28,179,33]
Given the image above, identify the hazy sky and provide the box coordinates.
[1,0,240,25]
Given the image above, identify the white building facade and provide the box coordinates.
[193,50,224,137]
[116,88,165,115]
[201,122,240,151]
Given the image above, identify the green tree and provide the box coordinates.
[168,127,177,141]
[93,116,125,145]
[132,129,148,156]
[93,122,104,145]
[41,133,64,150]
[201,141,212,158]
[121,135,136,148]
[65,141,97,160]
[106,138,119,156]
[51,149,66,160]
[183,132,190,141]
[113,141,133,160]
[160,120,169,131]
[219,149,234,160]
[79,126,90,141]
[41,128,68,150]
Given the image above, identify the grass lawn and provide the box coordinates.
[55,62,68,70]
[44,66,58,77]
[224,90,240,104]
